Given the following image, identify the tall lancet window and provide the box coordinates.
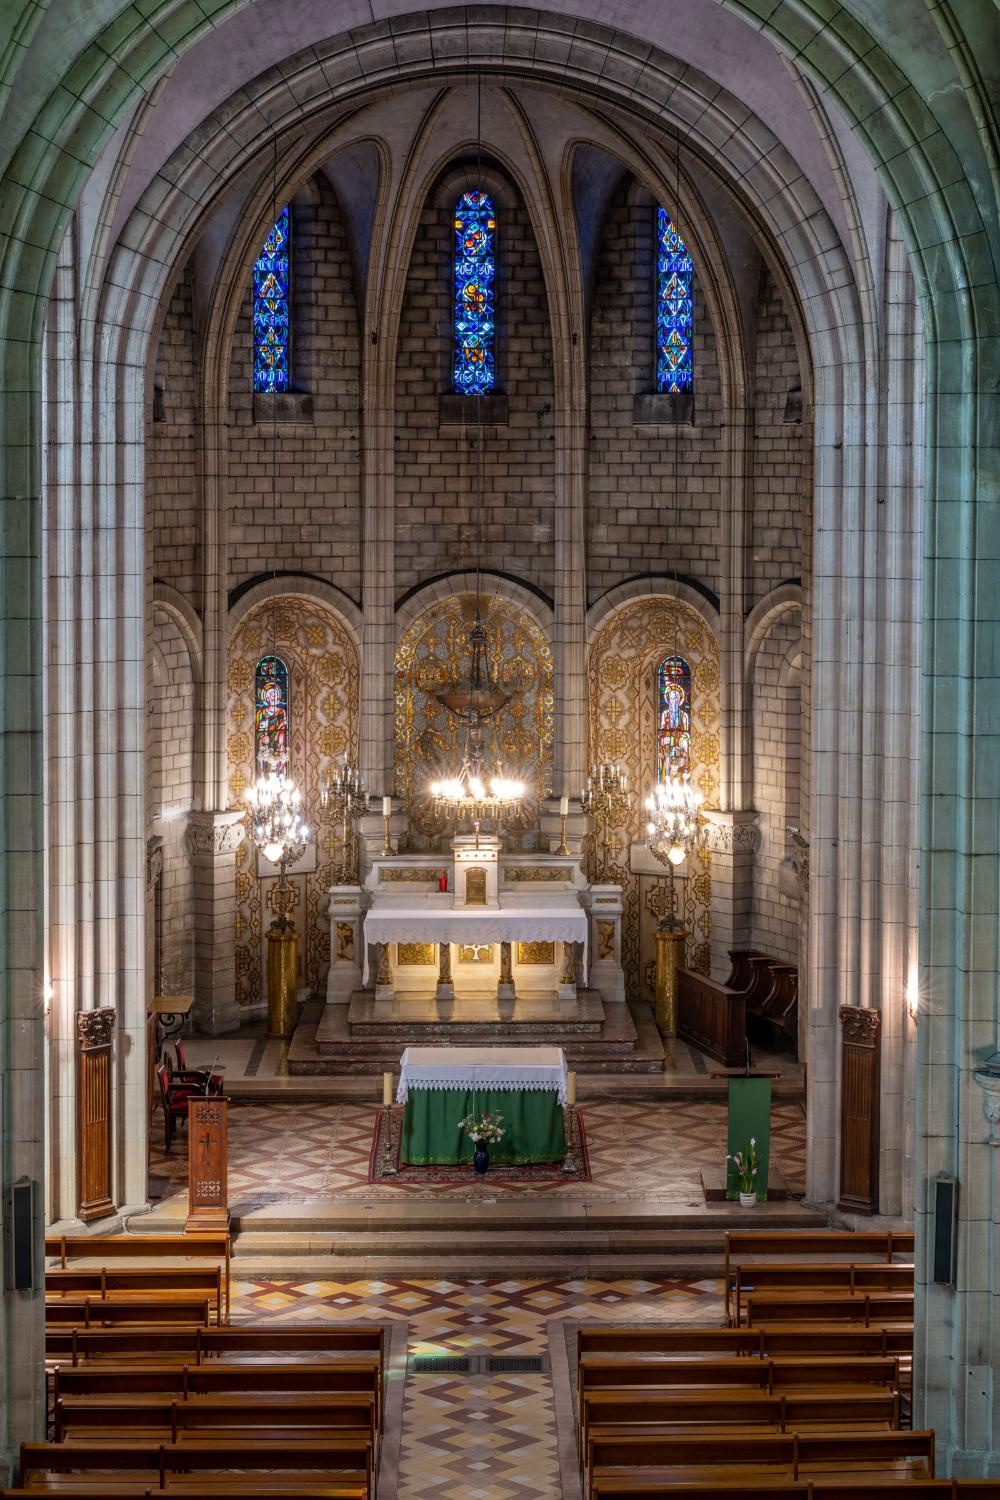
[656,207,694,394]
[252,206,291,392]
[454,190,496,395]
[255,655,289,779]
[657,655,692,782]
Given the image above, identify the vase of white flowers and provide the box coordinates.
[458,1111,506,1174]
[728,1137,759,1206]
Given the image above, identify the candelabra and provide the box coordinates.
[320,757,368,884]
[245,765,310,1038]
[581,763,633,882]
[645,771,703,1037]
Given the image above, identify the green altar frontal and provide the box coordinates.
[397,1045,569,1167]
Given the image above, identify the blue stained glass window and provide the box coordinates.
[656,207,694,394]
[657,655,692,782]
[253,207,290,393]
[255,655,289,779]
[454,190,496,395]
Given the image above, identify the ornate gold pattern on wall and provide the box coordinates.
[397,942,436,965]
[517,941,555,965]
[227,597,359,1008]
[588,598,720,995]
[395,594,553,848]
[504,867,564,882]
[459,944,496,963]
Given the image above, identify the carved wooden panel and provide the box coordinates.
[838,1006,882,1215]
[677,969,746,1068]
[76,1008,116,1222]
[186,1097,229,1233]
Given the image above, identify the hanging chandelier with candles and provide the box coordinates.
[645,772,703,868]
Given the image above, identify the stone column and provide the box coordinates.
[497,941,516,1001]
[582,885,626,1002]
[701,810,759,981]
[436,941,454,1001]
[186,811,245,1035]
[326,886,365,1003]
[375,944,394,1002]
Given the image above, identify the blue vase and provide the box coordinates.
[473,1142,490,1175]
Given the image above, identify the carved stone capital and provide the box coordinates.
[77,1007,115,1049]
[840,1005,881,1046]
[975,1070,1000,1144]
[146,836,164,895]
[186,810,246,858]
[700,809,760,854]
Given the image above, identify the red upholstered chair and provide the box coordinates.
[174,1042,224,1094]
[157,1065,197,1152]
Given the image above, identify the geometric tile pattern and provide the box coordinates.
[231,1273,724,1500]
[152,1097,805,1208]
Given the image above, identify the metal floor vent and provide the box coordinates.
[486,1355,547,1374]
[409,1355,471,1373]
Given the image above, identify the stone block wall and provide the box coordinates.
[393,193,555,597]
[226,179,362,599]
[751,611,802,962]
[752,265,804,604]
[149,607,195,994]
[148,268,199,605]
[588,181,723,604]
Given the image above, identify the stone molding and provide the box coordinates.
[186,810,246,858]
[700,809,760,854]
[145,836,164,896]
[974,1070,1000,1145]
[76,1008,115,1048]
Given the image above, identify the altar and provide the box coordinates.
[396,1045,568,1165]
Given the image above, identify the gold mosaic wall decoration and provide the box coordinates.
[227,596,359,1008]
[504,867,565,882]
[459,944,496,963]
[397,942,436,965]
[588,597,720,996]
[395,593,554,849]
[517,941,555,965]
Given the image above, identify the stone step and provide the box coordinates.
[226,1203,823,1237]
[229,1254,729,1279]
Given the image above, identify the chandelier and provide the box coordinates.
[430,616,525,821]
[581,763,633,882]
[645,772,703,867]
[246,763,310,920]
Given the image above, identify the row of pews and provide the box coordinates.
[0,1231,384,1498]
[574,1226,1000,1499]
[678,948,799,1065]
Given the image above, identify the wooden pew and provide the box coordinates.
[586,1428,936,1496]
[52,1357,382,1409]
[724,1230,915,1323]
[46,1267,225,1326]
[55,1391,378,1446]
[745,1292,914,1327]
[590,1482,1000,1498]
[0,1490,370,1499]
[44,1297,212,1328]
[580,1387,900,1445]
[732,1263,914,1326]
[577,1323,912,1359]
[20,1436,374,1495]
[46,1322,385,1365]
[579,1353,900,1397]
[677,968,746,1068]
[44,1233,231,1321]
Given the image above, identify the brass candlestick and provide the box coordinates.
[381,810,394,857]
[581,764,633,882]
[320,757,368,884]
[556,807,570,857]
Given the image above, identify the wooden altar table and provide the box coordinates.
[395,1045,568,1165]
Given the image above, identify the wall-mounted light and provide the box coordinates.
[905,969,919,1019]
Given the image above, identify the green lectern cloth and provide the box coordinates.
[725,1075,773,1200]
[401,1086,566,1165]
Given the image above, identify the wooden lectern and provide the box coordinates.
[186,1097,229,1233]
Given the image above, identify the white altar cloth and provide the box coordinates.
[396,1045,568,1104]
[361,894,589,984]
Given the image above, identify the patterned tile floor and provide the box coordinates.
[152,1097,805,1207]
[233,1273,723,1500]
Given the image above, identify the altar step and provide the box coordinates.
[346,989,607,1037]
[225,1202,827,1279]
[290,996,666,1074]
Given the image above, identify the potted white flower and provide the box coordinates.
[457,1111,506,1175]
[728,1137,759,1206]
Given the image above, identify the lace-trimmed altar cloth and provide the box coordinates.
[360,894,589,985]
[396,1045,568,1104]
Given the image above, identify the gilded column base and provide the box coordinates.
[266,924,299,1039]
[654,925,687,1037]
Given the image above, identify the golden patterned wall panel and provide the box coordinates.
[517,941,555,965]
[395,593,553,849]
[588,598,720,997]
[464,867,487,905]
[397,942,436,965]
[459,944,496,963]
[335,922,355,963]
[227,596,359,1008]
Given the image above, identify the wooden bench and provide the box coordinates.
[586,1428,935,1497]
[44,1297,212,1328]
[589,1482,1000,1498]
[55,1391,378,1446]
[577,1323,912,1359]
[724,1231,915,1323]
[44,1233,231,1321]
[52,1357,382,1414]
[581,1387,899,1446]
[745,1292,914,1327]
[20,1436,374,1495]
[0,1490,370,1499]
[731,1263,914,1326]
[579,1353,900,1398]
[46,1267,225,1326]
[46,1322,385,1365]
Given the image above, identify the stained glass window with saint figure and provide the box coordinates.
[253,207,290,393]
[657,655,692,782]
[656,208,693,394]
[255,655,289,779]
[454,190,496,395]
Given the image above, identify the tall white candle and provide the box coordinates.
[382,796,392,818]
[566,1070,577,1106]
[560,795,569,818]
[383,1071,393,1107]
